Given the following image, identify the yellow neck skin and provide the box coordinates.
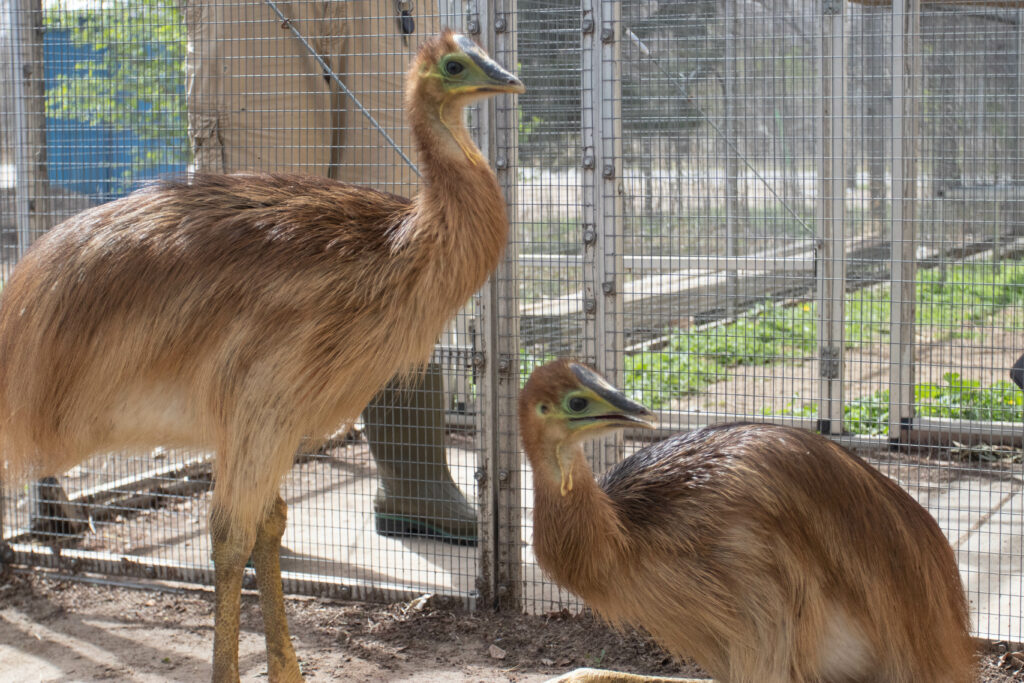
[439,98,483,166]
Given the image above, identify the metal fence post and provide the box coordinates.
[1014,10,1024,236]
[889,0,920,444]
[724,0,740,320]
[9,0,50,254]
[582,0,624,470]
[817,0,846,435]
[473,0,522,610]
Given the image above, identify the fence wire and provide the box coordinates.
[0,0,1022,647]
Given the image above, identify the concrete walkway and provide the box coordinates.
[6,443,1022,645]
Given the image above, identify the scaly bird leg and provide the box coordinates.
[252,495,303,682]
[547,669,710,683]
[210,510,256,683]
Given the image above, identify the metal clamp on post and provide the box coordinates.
[395,0,415,44]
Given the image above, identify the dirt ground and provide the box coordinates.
[0,572,1022,683]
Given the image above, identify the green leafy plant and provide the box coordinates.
[765,374,1024,436]
[621,260,1024,411]
[45,1,188,182]
[624,302,817,408]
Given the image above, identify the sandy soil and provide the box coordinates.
[0,572,703,682]
[0,572,1022,683]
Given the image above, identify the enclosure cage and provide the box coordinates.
[1,0,1022,646]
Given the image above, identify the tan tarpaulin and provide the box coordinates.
[184,0,439,195]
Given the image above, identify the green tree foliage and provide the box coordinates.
[44,1,188,172]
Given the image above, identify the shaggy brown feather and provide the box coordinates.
[520,359,975,683]
[0,31,521,683]
[0,34,511,529]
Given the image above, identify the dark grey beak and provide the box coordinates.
[569,363,656,424]
[455,34,525,93]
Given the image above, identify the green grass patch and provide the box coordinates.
[621,260,1024,411]
[625,301,817,407]
[770,373,1024,436]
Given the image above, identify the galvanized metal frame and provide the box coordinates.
[888,0,920,443]
[473,0,523,610]
[818,0,847,436]
[0,0,1021,648]
[580,0,624,471]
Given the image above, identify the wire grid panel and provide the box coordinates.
[897,2,1022,641]
[514,0,588,612]
[1,0,1022,647]
[1,0,485,605]
[843,1,1023,642]
[511,0,1023,644]
[514,0,828,615]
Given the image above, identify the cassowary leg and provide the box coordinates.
[210,508,257,683]
[252,495,302,682]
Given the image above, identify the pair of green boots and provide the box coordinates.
[364,363,477,546]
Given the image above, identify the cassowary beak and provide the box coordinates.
[454,34,525,94]
[556,364,656,496]
[569,364,657,429]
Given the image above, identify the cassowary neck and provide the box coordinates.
[406,93,509,299]
[528,440,627,597]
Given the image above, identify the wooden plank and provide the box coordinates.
[6,456,213,545]
[9,545,470,606]
[520,267,815,353]
[851,0,1024,6]
[624,411,819,440]
[909,417,1024,447]
[518,253,816,272]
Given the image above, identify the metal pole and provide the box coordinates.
[1014,10,1024,239]
[889,0,920,444]
[582,0,624,469]
[9,0,49,255]
[817,0,847,436]
[724,0,739,318]
[473,1,521,609]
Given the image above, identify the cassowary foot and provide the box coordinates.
[546,668,710,683]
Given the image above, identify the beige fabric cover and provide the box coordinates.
[184,0,439,195]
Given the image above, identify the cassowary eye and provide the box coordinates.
[568,396,588,413]
[445,60,465,76]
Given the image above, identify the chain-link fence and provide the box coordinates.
[2,0,1022,645]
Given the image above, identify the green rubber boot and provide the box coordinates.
[364,363,478,546]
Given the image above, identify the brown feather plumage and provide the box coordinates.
[520,359,975,683]
[0,34,511,529]
[0,31,521,682]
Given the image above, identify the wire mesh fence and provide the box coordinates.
[1,0,486,607]
[1,0,1022,647]
[509,0,1023,641]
